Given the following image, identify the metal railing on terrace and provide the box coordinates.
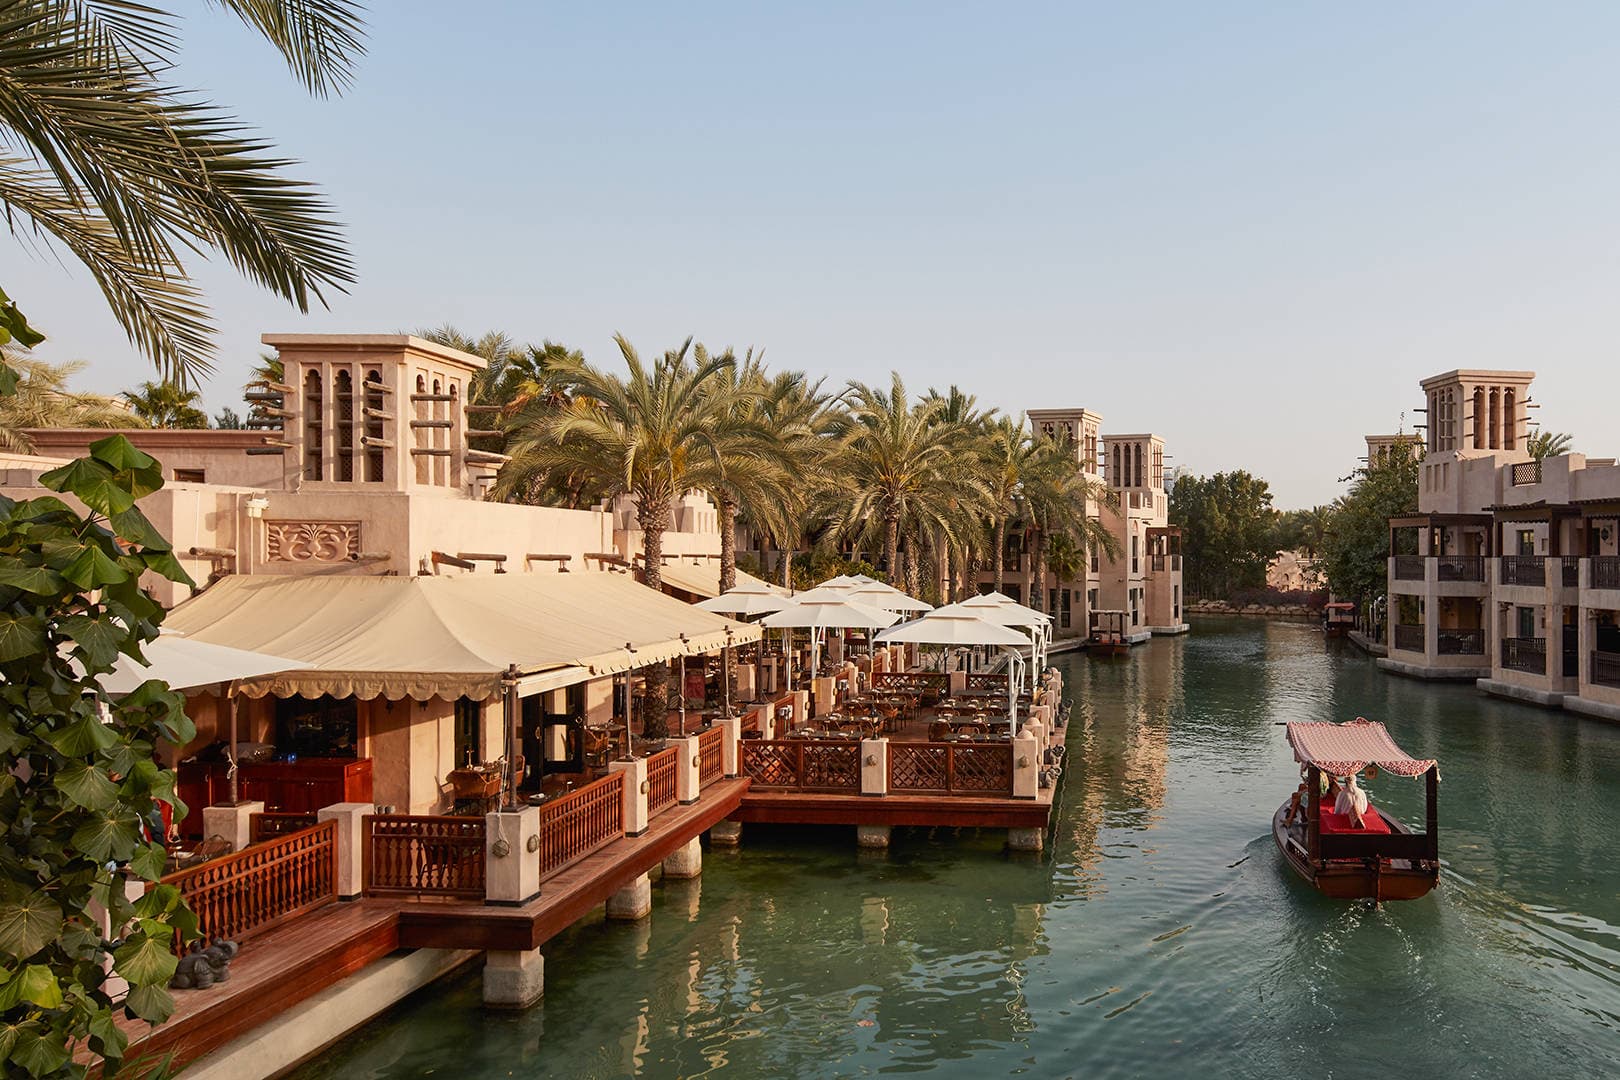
[1501,556,1545,587]
[1393,556,1426,581]
[1436,556,1486,582]
[1500,637,1547,675]
[1591,557,1620,591]
[1591,650,1620,688]
[1437,629,1485,655]
[1393,624,1424,653]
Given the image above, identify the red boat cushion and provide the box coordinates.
[1319,806,1392,834]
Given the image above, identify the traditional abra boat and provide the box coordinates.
[1322,601,1356,638]
[1273,718,1440,901]
[1088,610,1130,657]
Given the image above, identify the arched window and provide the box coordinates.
[334,370,354,481]
[1135,443,1144,488]
[1488,388,1500,450]
[414,376,429,484]
[302,370,323,481]
[1503,388,1516,450]
[1113,444,1121,487]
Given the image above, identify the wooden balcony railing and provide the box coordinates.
[965,673,1009,693]
[1511,461,1543,486]
[1436,628,1485,655]
[1393,555,1426,581]
[248,810,318,844]
[363,814,486,900]
[162,820,335,949]
[647,746,679,816]
[1435,556,1485,582]
[698,725,725,785]
[740,740,861,792]
[874,671,951,697]
[1393,624,1424,653]
[888,743,1014,796]
[1591,650,1620,688]
[1591,557,1620,591]
[1501,637,1547,675]
[1501,556,1545,587]
[537,772,624,880]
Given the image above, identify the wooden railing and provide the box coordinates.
[888,743,1013,795]
[965,673,1009,693]
[1393,555,1426,581]
[537,772,624,880]
[249,810,318,844]
[1592,557,1620,591]
[1501,637,1547,675]
[740,740,861,792]
[363,815,486,900]
[162,820,335,948]
[873,671,950,697]
[1501,556,1545,586]
[647,746,679,816]
[1393,624,1424,653]
[1437,628,1485,655]
[1435,556,1485,582]
[698,725,725,785]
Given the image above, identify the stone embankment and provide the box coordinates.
[1187,600,1315,619]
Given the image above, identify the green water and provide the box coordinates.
[288,618,1620,1079]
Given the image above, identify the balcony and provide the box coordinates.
[1511,461,1542,486]
[1393,556,1426,581]
[1393,624,1424,653]
[1500,637,1547,675]
[1592,557,1620,591]
[1500,556,1545,587]
[1435,556,1485,582]
[1592,651,1620,688]
[1562,560,1580,588]
[1436,629,1485,655]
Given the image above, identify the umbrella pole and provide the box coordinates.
[226,682,240,804]
[678,654,687,737]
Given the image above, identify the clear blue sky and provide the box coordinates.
[10,2,1619,508]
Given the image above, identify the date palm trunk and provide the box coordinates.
[884,510,901,586]
[719,494,738,704]
[992,518,1006,591]
[637,488,672,740]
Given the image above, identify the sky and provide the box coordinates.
[7,2,1619,508]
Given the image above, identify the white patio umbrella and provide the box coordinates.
[696,583,792,706]
[103,630,303,804]
[841,582,934,613]
[876,612,1032,734]
[761,597,900,686]
[954,593,1052,671]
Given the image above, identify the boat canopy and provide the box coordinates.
[1286,718,1436,778]
[1324,602,1356,611]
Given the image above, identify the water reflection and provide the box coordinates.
[291,618,1620,1080]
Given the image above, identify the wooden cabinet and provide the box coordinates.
[175,758,373,839]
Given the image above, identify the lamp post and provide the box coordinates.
[677,633,689,737]
[622,642,637,760]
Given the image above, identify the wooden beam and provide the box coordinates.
[430,551,476,572]
[410,419,453,429]
[410,393,455,403]
[409,448,451,457]
[247,379,297,395]
[360,436,394,449]
[362,407,394,421]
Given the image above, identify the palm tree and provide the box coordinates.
[1,2,365,387]
[821,374,985,586]
[983,416,1035,591]
[1526,430,1574,461]
[0,354,135,450]
[498,335,756,737]
[124,380,208,428]
[1021,433,1119,614]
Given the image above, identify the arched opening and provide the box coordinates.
[414,375,429,485]
[302,370,323,481]
[334,370,354,481]
[364,370,385,482]
[1488,388,1500,450]
[1473,388,1486,449]
[1503,388,1516,450]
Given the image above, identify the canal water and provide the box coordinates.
[289,617,1620,1079]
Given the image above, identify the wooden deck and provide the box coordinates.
[391,777,750,953]
[120,900,400,1069]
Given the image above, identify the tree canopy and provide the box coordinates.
[1169,470,1279,599]
[1317,444,1420,608]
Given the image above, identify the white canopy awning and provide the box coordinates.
[949,594,1052,627]
[164,572,759,701]
[875,612,1032,647]
[655,559,778,600]
[101,631,303,695]
[695,579,792,616]
[760,597,900,630]
[839,583,934,613]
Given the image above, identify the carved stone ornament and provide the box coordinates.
[265,521,361,562]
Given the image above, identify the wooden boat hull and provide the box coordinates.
[1323,624,1351,638]
[1271,802,1437,902]
[1088,640,1129,658]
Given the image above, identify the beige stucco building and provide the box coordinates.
[2,334,752,820]
[1378,368,1620,722]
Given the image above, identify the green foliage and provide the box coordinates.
[1,2,365,385]
[0,416,199,1077]
[121,383,207,430]
[1169,471,1280,599]
[1526,430,1574,461]
[1318,446,1421,607]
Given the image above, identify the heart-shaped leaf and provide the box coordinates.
[123,982,176,1025]
[71,809,142,863]
[0,892,62,960]
[60,544,130,590]
[0,613,46,662]
[38,458,135,516]
[54,763,120,811]
[59,614,126,670]
[0,565,65,596]
[113,934,178,987]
